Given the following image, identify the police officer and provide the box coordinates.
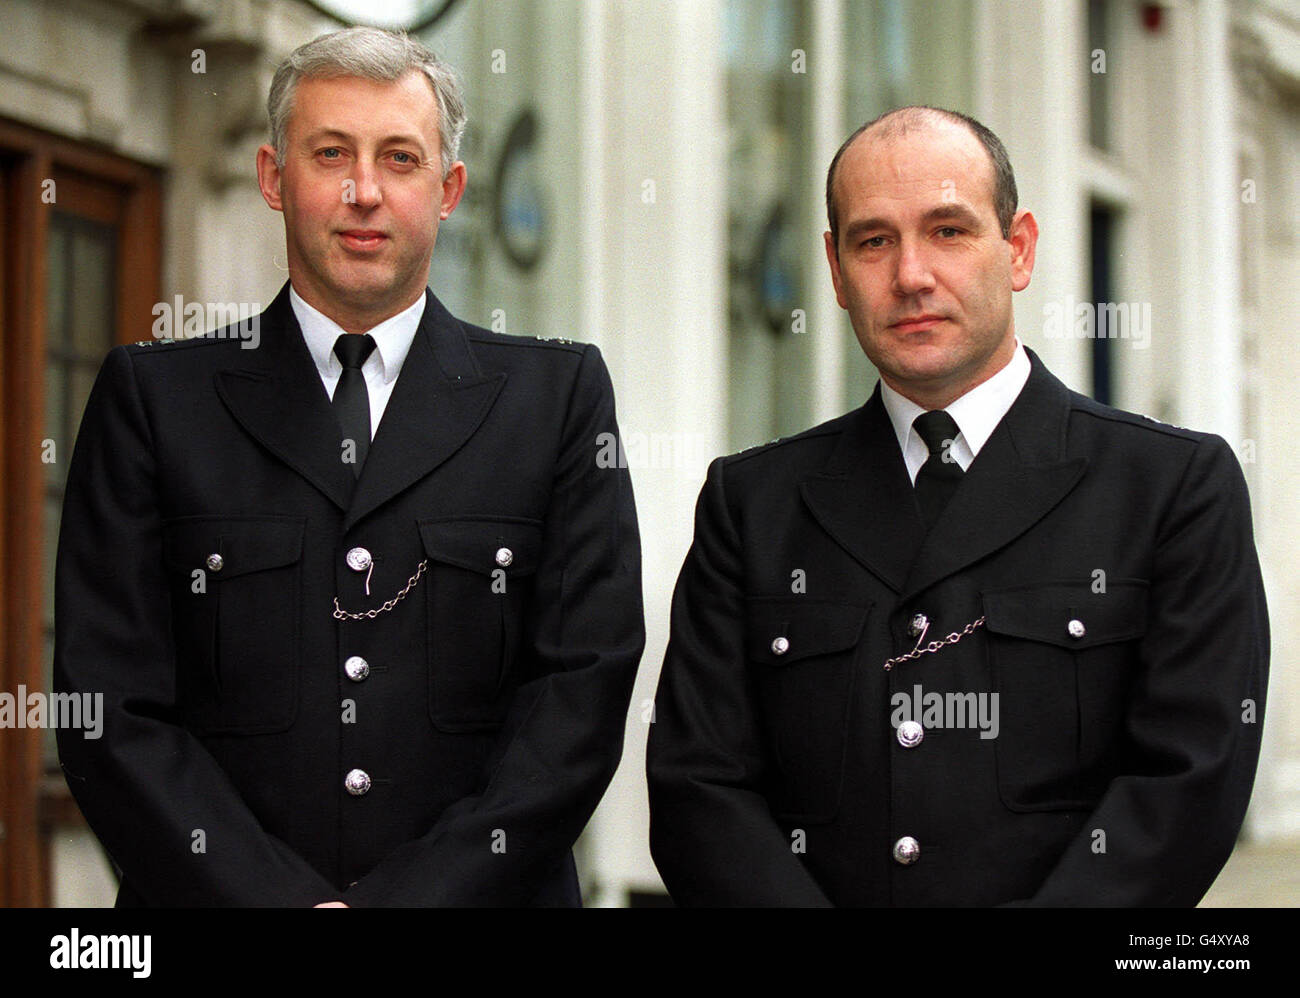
[56,27,643,906]
[647,107,1267,906]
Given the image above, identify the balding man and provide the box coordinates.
[647,107,1267,906]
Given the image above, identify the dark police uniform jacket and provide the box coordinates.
[55,283,644,906]
[647,350,1267,906]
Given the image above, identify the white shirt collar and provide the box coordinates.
[879,338,1032,481]
[290,284,425,386]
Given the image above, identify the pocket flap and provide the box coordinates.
[417,516,544,577]
[745,598,871,666]
[162,515,305,579]
[981,579,1148,649]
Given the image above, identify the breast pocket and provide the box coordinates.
[417,516,543,732]
[981,578,1148,811]
[162,515,305,735]
[745,597,871,823]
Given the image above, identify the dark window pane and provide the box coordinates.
[69,364,99,444]
[43,211,119,773]
[69,221,116,360]
[44,360,66,489]
[1090,203,1115,405]
[43,630,57,765]
[1088,0,1110,150]
[46,220,69,350]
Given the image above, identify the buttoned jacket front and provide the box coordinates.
[648,351,1267,906]
[56,283,644,906]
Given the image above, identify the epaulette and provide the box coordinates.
[1134,411,1187,431]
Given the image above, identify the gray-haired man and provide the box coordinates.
[56,27,644,906]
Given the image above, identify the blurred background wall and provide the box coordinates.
[0,0,1295,906]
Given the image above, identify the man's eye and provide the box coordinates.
[861,236,886,249]
[319,148,342,160]
[937,226,961,238]
[391,151,416,165]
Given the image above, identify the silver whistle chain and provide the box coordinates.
[883,615,986,671]
[333,559,429,620]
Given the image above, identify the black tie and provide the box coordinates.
[913,410,963,530]
[333,333,376,477]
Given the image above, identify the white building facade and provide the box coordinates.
[0,0,1294,906]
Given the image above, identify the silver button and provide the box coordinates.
[346,547,372,572]
[896,720,924,748]
[771,636,790,656]
[205,553,223,572]
[344,769,371,796]
[908,612,928,637]
[893,836,921,865]
[494,547,513,567]
[344,656,370,682]
[1067,618,1086,640]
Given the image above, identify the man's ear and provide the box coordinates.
[824,230,848,309]
[439,161,468,220]
[256,144,285,212]
[1008,209,1038,292]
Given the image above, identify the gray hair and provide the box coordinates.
[268,26,467,178]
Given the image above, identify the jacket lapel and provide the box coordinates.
[900,351,1087,601]
[215,284,357,511]
[800,352,1088,599]
[343,291,503,531]
[215,284,505,526]
[800,388,925,593]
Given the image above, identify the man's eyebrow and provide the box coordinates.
[841,217,894,242]
[841,203,987,243]
[301,128,430,150]
[919,203,985,229]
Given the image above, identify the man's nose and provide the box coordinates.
[349,159,383,207]
[893,238,936,296]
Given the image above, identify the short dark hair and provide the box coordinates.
[825,106,1018,250]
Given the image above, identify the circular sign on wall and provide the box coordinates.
[302,0,461,31]
[755,202,797,334]
[493,108,548,272]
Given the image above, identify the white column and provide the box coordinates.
[1176,0,1242,444]
[578,0,729,905]
[808,0,846,422]
[977,0,1089,393]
